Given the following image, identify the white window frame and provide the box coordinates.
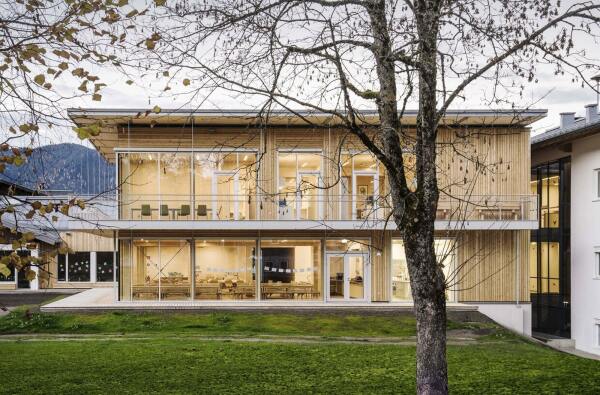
[594,169,600,201]
[594,248,600,280]
[57,251,94,283]
[276,150,324,220]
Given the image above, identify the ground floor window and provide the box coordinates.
[261,239,322,300]
[195,239,256,300]
[57,252,91,282]
[96,252,115,282]
[0,251,16,282]
[120,238,330,302]
[391,239,456,302]
[129,239,192,301]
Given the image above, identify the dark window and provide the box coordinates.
[96,252,114,282]
[57,254,66,281]
[68,252,91,282]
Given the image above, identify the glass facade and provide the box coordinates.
[195,240,256,300]
[277,152,322,220]
[530,158,571,337]
[261,239,322,300]
[391,239,456,302]
[120,238,330,302]
[119,151,257,220]
[339,152,387,220]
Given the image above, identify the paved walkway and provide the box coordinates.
[41,288,479,313]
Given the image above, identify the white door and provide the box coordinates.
[352,171,379,220]
[212,171,239,220]
[326,253,369,301]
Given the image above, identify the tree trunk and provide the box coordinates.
[404,229,448,394]
[367,0,448,393]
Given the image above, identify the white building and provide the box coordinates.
[531,103,600,355]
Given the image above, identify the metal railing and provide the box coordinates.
[7,193,538,223]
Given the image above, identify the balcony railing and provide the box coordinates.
[5,193,537,224]
[114,193,538,222]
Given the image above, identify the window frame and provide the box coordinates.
[594,248,600,280]
[595,169,600,201]
[595,320,600,348]
[57,252,97,283]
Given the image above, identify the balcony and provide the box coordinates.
[115,193,538,223]
[4,193,537,233]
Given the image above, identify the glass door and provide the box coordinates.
[352,172,379,220]
[212,171,239,220]
[326,253,369,301]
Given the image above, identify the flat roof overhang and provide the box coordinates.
[68,108,547,162]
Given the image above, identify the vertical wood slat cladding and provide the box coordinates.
[371,230,391,301]
[455,230,529,302]
[61,232,113,252]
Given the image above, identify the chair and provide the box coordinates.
[179,204,190,218]
[141,204,152,219]
[160,204,169,218]
[197,204,207,218]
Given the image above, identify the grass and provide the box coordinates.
[1,309,599,394]
[0,307,485,338]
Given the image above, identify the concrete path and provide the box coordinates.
[41,288,478,314]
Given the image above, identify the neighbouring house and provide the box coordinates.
[60,108,541,334]
[0,189,116,291]
[531,103,600,355]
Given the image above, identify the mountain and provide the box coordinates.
[0,143,115,195]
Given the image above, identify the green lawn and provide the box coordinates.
[1,309,599,394]
[0,307,482,338]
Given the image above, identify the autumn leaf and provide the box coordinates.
[0,263,10,278]
[92,93,102,101]
[126,80,134,85]
[152,105,161,113]
[155,0,166,6]
[145,39,156,50]
[33,74,45,85]
[183,78,190,86]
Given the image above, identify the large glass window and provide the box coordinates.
[195,239,256,300]
[529,241,560,294]
[130,240,191,300]
[119,151,256,220]
[531,162,560,228]
[339,152,386,220]
[260,239,322,300]
[391,239,456,301]
[278,152,322,220]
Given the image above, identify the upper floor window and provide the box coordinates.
[594,169,600,200]
[339,152,387,220]
[531,161,563,229]
[594,249,600,279]
[278,152,322,220]
[118,151,257,220]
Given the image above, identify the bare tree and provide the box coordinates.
[121,0,600,393]
[0,0,141,294]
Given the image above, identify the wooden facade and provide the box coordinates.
[70,113,535,303]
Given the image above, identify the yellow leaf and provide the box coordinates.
[126,80,134,85]
[152,105,161,114]
[33,74,45,85]
[58,62,69,70]
[145,39,156,50]
[92,93,102,101]
[183,78,190,86]
[155,0,166,5]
